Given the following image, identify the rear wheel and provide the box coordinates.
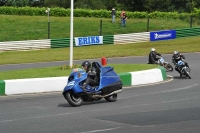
[65,91,83,107]
[105,94,117,102]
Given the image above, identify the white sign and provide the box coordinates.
[75,36,103,46]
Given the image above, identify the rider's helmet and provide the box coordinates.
[151,48,155,52]
[81,61,91,70]
[151,48,156,54]
[174,51,180,59]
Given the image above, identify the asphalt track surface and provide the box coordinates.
[0,53,200,133]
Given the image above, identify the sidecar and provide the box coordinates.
[62,62,123,107]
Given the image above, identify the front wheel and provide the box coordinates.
[164,63,173,71]
[183,68,191,79]
[65,91,83,107]
[105,94,117,102]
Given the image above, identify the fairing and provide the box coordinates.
[63,68,87,93]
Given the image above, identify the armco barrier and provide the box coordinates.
[0,27,200,52]
[114,32,150,44]
[50,38,75,48]
[0,39,51,52]
[119,67,166,87]
[176,27,200,38]
[103,35,114,45]
[0,77,68,95]
[0,67,166,96]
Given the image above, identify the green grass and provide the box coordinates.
[0,64,158,80]
[1,36,200,80]
[0,15,200,80]
[0,15,197,42]
[0,36,199,65]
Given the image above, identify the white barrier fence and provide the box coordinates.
[5,77,68,95]
[114,32,150,44]
[0,39,51,52]
[0,68,166,95]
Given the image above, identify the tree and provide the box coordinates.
[144,0,172,12]
[44,0,70,8]
[0,0,7,6]
[74,0,106,10]
[5,0,29,7]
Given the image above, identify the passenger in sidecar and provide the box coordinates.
[89,62,122,95]
[80,61,101,94]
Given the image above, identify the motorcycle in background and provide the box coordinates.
[158,57,173,71]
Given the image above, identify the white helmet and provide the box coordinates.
[174,51,178,54]
[151,48,155,52]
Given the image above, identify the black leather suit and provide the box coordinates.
[172,53,189,75]
[82,66,100,90]
[148,51,162,64]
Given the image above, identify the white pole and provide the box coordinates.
[69,0,74,68]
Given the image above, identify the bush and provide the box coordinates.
[0,6,200,19]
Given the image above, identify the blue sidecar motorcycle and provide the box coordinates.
[62,62,123,107]
[177,60,191,79]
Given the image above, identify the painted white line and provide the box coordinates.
[122,84,199,99]
[0,112,80,123]
[136,84,199,96]
[80,127,121,133]
[120,96,200,109]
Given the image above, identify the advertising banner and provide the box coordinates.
[75,36,103,46]
[150,30,176,41]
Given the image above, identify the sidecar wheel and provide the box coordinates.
[65,91,82,107]
[105,94,117,102]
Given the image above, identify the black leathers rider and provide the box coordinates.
[172,51,190,77]
[81,61,100,94]
[148,48,162,64]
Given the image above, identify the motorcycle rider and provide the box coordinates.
[148,48,162,64]
[81,61,100,95]
[172,51,190,77]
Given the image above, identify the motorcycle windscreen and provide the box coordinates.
[97,66,122,92]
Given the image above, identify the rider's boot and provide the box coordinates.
[81,83,87,92]
[81,83,92,95]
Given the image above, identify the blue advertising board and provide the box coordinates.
[150,30,176,41]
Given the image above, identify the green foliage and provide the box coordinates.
[1,6,200,19]
[5,0,29,7]
[74,0,106,10]
[59,64,81,70]
[0,64,158,80]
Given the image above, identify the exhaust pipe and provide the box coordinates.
[92,89,122,98]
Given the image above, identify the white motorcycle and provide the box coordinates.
[158,57,173,71]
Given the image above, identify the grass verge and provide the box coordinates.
[0,15,197,42]
[0,64,158,80]
[0,36,199,65]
